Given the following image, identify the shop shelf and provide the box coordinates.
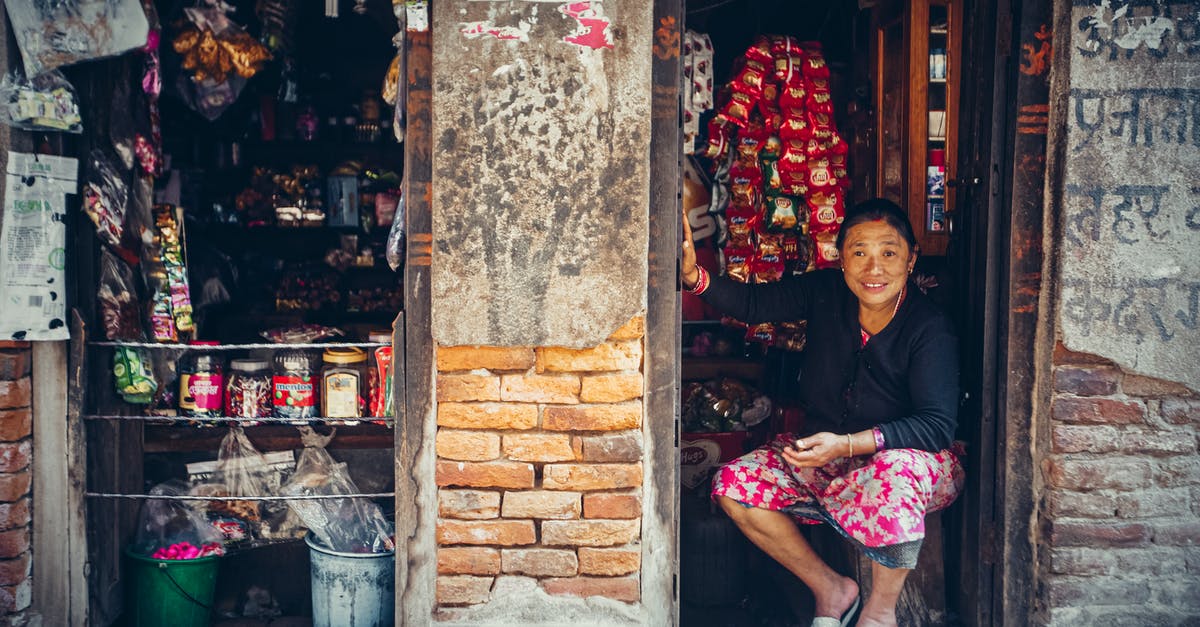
[89,341,389,350]
[139,423,395,453]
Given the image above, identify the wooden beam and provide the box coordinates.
[398,23,437,626]
[646,0,684,621]
[32,338,88,626]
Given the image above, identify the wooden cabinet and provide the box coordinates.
[872,0,961,256]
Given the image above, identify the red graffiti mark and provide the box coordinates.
[559,2,614,50]
[461,21,529,42]
[1020,24,1053,77]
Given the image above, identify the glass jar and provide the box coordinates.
[321,347,368,420]
[366,332,394,421]
[178,341,225,419]
[273,349,319,422]
[225,359,273,423]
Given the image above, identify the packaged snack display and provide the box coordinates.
[700,36,849,350]
[273,349,319,422]
[114,347,158,405]
[367,332,394,420]
[225,359,273,422]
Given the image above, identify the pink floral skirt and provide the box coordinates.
[712,433,965,569]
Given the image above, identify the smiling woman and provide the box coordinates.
[680,197,962,627]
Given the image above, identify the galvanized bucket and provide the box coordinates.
[306,534,395,627]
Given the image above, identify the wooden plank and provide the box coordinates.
[32,336,88,626]
[646,0,684,621]
[398,25,437,627]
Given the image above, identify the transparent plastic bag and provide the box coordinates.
[0,69,82,133]
[3,0,150,76]
[98,249,143,341]
[281,427,394,553]
[130,480,224,559]
[83,150,129,247]
[385,191,405,271]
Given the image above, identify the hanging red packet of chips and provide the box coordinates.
[753,252,785,283]
[745,36,774,64]
[765,195,801,232]
[778,110,811,140]
[829,153,850,189]
[723,246,755,282]
[780,169,810,198]
[702,118,731,159]
[800,43,831,79]
[812,231,840,269]
[729,172,762,209]
[807,156,838,189]
[720,90,757,127]
[757,232,784,257]
[806,78,834,114]
[779,83,807,109]
[807,191,845,234]
[731,64,768,99]
[725,206,759,249]
[746,323,776,344]
[779,139,809,172]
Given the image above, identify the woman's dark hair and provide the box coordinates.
[835,198,918,253]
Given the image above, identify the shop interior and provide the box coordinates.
[676,0,970,625]
[64,0,405,624]
[37,0,982,623]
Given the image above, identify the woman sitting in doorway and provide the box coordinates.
[681,198,965,627]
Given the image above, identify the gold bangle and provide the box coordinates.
[846,433,854,457]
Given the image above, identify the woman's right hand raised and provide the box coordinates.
[681,208,700,290]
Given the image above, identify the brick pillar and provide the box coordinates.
[1040,342,1200,625]
[0,341,33,617]
[434,316,645,607]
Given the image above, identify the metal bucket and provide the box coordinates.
[306,534,395,627]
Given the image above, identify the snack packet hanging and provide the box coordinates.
[83,150,128,247]
[113,347,157,404]
[0,69,82,133]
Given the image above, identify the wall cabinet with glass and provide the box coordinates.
[873,0,961,256]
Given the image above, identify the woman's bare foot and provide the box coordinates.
[813,574,859,622]
[854,603,897,627]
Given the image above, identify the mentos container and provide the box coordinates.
[273,349,318,422]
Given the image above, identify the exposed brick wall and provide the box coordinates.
[0,341,32,617]
[434,316,644,607]
[1039,342,1200,625]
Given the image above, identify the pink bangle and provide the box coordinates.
[872,427,886,452]
[686,266,710,295]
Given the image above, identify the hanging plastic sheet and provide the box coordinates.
[2,0,150,77]
[0,152,77,341]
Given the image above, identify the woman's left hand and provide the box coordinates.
[780,432,848,468]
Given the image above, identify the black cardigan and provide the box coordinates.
[701,268,959,452]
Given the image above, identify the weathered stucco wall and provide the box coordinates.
[430,0,652,348]
[1058,0,1200,390]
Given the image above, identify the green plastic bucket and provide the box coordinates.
[124,548,219,627]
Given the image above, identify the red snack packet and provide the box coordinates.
[732,66,767,98]
[807,191,845,234]
[770,35,802,57]
[807,110,835,132]
[746,323,776,344]
[729,172,762,208]
[782,234,801,261]
[807,79,834,114]
[753,252,785,283]
[829,153,850,189]
[780,169,810,198]
[801,45,831,79]
[758,103,783,132]
[779,139,809,172]
[725,205,759,249]
[758,232,785,256]
[807,156,839,189]
[779,83,807,109]
[745,37,773,64]
[779,110,811,140]
[702,119,731,159]
[723,247,755,283]
[812,232,841,269]
[761,82,779,104]
[720,90,757,126]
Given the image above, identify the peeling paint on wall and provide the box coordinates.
[431,0,652,348]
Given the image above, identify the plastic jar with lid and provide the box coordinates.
[273,349,319,422]
[178,341,225,418]
[366,331,393,420]
[321,347,368,419]
[225,359,273,423]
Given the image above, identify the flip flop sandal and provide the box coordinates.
[809,595,861,627]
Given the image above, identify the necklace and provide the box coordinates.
[860,285,905,346]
